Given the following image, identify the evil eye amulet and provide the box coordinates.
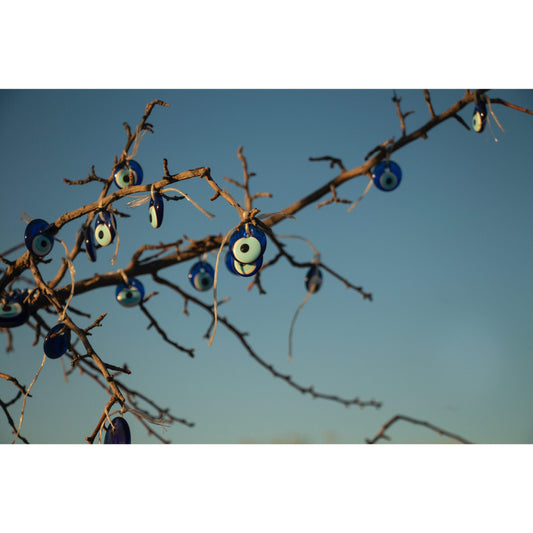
[0,290,29,328]
[44,323,70,359]
[188,262,215,291]
[372,161,402,192]
[113,160,143,189]
[115,278,145,307]
[229,225,267,264]
[226,251,263,277]
[104,417,131,444]
[24,219,54,257]
[84,227,97,262]
[94,212,117,247]
[149,191,164,228]
[305,266,323,293]
[472,102,487,133]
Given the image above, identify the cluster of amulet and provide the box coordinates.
[225,225,267,277]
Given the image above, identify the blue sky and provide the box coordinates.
[1,89,532,445]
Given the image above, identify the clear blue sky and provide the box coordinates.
[1,89,532,444]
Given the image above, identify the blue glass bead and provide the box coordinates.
[0,290,29,328]
[188,261,215,291]
[24,219,54,258]
[43,323,70,359]
[305,266,323,293]
[228,225,267,264]
[94,212,117,247]
[472,102,487,133]
[372,161,402,192]
[226,252,263,277]
[113,160,143,189]
[84,227,97,262]
[115,278,145,307]
[149,191,164,228]
[104,417,131,444]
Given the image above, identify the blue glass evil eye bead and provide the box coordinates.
[84,227,97,262]
[104,417,131,444]
[188,262,215,291]
[0,291,29,328]
[372,161,402,192]
[226,252,263,277]
[24,219,54,258]
[115,278,145,307]
[229,225,267,264]
[43,323,70,359]
[472,102,487,133]
[305,266,323,293]
[113,160,143,189]
[149,191,164,228]
[94,212,117,247]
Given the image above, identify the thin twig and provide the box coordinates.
[139,302,195,358]
[153,273,381,410]
[12,353,46,443]
[366,414,471,444]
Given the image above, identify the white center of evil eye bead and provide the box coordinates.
[232,236,262,264]
[379,170,398,191]
[233,259,260,276]
[31,234,53,256]
[472,111,484,132]
[115,168,138,188]
[0,302,22,318]
[149,205,158,228]
[193,270,214,291]
[116,286,142,307]
[95,224,113,246]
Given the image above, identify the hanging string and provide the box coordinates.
[127,187,215,220]
[486,97,505,142]
[276,234,322,362]
[347,177,374,212]
[98,407,121,444]
[276,234,321,261]
[109,211,120,266]
[130,126,147,160]
[208,223,242,347]
[288,291,313,362]
[118,269,129,285]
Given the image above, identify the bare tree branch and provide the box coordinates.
[366,414,471,444]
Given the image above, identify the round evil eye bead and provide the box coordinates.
[229,225,267,264]
[24,219,54,258]
[94,212,117,247]
[226,252,263,277]
[305,266,323,293]
[0,291,29,328]
[84,227,97,262]
[472,102,487,133]
[43,323,70,359]
[188,262,215,291]
[372,161,402,192]
[104,417,131,444]
[115,278,145,307]
[149,191,164,229]
[113,160,143,189]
